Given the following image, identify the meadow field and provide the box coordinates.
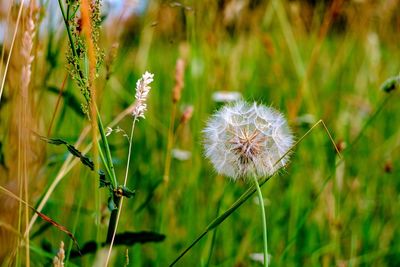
[0,0,400,266]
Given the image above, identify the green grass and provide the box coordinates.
[1,0,400,266]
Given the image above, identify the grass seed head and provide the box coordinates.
[172,58,185,103]
[203,101,294,180]
[53,241,65,267]
[132,71,154,119]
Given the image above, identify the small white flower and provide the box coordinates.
[203,101,294,180]
[212,91,242,103]
[105,127,113,136]
[171,148,192,161]
[249,252,271,265]
[132,71,154,119]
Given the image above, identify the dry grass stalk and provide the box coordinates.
[19,8,36,265]
[172,58,185,103]
[0,4,40,264]
[0,0,26,103]
[179,105,193,125]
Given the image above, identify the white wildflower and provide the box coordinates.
[132,71,154,119]
[249,252,271,264]
[203,101,294,180]
[105,126,113,136]
[171,148,192,161]
[212,91,242,103]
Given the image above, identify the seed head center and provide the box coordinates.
[229,128,265,164]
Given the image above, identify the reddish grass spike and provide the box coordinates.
[33,211,81,255]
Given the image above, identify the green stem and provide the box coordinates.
[57,0,78,58]
[158,103,177,232]
[163,103,177,183]
[96,107,117,188]
[97,142,112,180]
[122,116,137,187]
[252,175,269,267]
[57,0,86,100]
[106,195,121,243]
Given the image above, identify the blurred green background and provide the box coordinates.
[1,0,400,266]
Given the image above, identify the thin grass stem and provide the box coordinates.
[96,108,117,188]
[105,116,138,266]
[252,175,268,267]
[163,103,177,183]
[0,0,25,103]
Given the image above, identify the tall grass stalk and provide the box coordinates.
[158,58,185,236]
[105,70,153,265]
[0,0,25,103]
[80,0,101,239]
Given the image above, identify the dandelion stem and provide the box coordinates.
[252,175,269,267]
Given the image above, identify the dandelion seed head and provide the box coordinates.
[203,101,294,180]
[132,71,154,119]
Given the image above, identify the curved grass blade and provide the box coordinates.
[168,176,272,267]
[0,186,81,254]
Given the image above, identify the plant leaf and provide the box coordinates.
[121,186,135,198]
[70,231,166,258]
[37,134,111,190]
[108,196,117,211]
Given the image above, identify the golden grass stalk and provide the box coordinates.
[0,0,26,103]
[80,0,100,232]
[1,3,39,265]
[19,7,36,265]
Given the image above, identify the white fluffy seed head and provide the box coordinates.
[203,101,294,180]
[132,71,154,119]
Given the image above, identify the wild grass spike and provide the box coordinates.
[132,71,154,119]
